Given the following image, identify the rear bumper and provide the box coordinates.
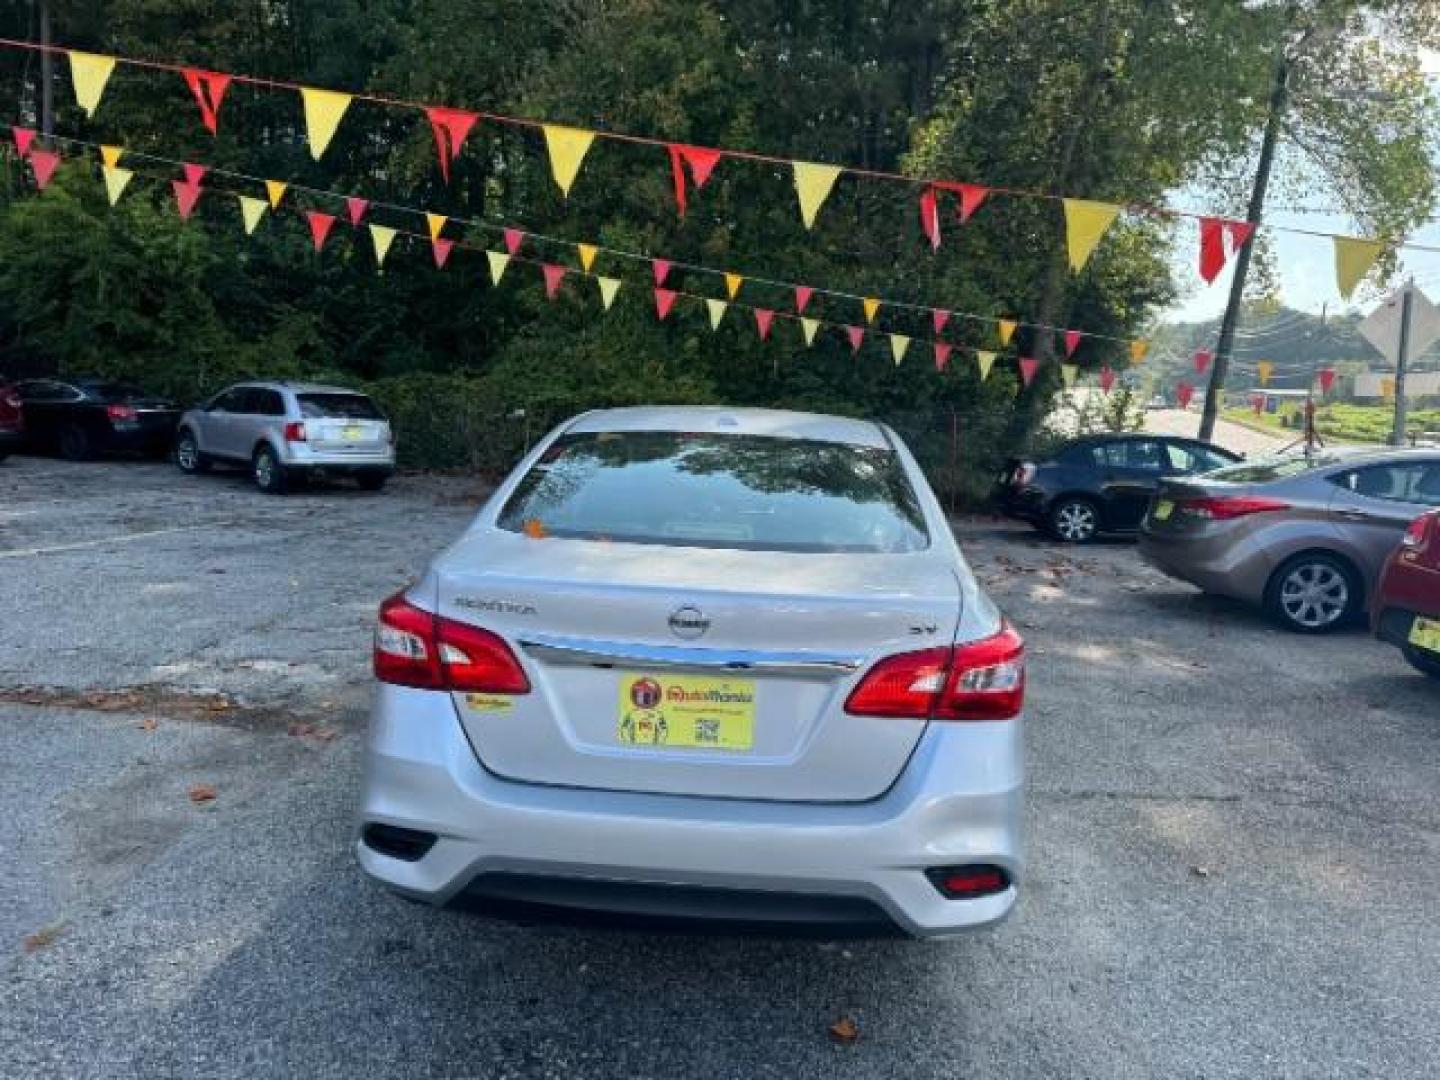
[1137,527,1272,602]
[1376,606,1440,655]
[282,444,395,471]
[993,486,1047,523]
[106,422,177,453]
[356,684,1024,938]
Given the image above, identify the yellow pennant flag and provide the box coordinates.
[68,51,116,118]
[541,124,595,197]
[1062,198,1122,273]
[596,276,621,310]
[300,87,352,160]
[486,250,510,284]
[577,243,598,272]
[101,165,132,206]
[265,181,288,209]
[1061,363,1079,388]
[890,334,911,365]
[100,145,123,168]
[426,213,447,242]
[976,350,996,381]
[369,224,397,269]
[724,273,743,300]
[1257,360,1274,386]
[1334,236,1385,300]
[1129,339,1148,366]
[800,317,820,346]
[793,161,843,229]
[862,297,881,324]
[998,319,1017,346]
[706,298,727,330]
[237,195,267,235]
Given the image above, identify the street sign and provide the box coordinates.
[1358,283,1440,367]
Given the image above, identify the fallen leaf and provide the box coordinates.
[1190,865,1211,879]
[828,1017,859,1044]
[288,722,316,738]
[204,699,234,713]
[22,922,65,953]
[138,718,157,732]
[310,727,338,743]
[187,783,217,804]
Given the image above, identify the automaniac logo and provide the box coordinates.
[630,677,663,709]
[666,685,754,704]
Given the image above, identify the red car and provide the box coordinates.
[0,377,23,460]
[1374,509,1440,680]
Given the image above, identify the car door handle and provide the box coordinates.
[1338,510,1371,521]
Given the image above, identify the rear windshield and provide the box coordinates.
[496,431,930,553]
[1206,453,1347,484]
[81,382,143,401]
[297,393,382,420]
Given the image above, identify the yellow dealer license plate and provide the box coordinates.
[343,424,364,442]
[1152,499,1174,522]
[616,673,755,751]
[1409,616,1440,653]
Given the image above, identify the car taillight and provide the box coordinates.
[1402,514,1434,551]
[1011,463,1036,487]
[106,404,138,423]
[283,421,307,442]
[1178,496,1290,520]
[373,592,530,693]
[844,623,1024,722]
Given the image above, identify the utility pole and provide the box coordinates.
[39,0,53,141]
[1391,280,1414,446]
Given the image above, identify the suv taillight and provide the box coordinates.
[1178,496,1289,520]
[1402,514,1434,551]
[283,421,307,443]
[844,623,1024,722]
[1011,463,1036,487]
[373,592,530,693]
[106,404,138,423]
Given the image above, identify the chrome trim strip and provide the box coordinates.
[518,634,864,674]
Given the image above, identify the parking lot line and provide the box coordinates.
[0,522,234,559]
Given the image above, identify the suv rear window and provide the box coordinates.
[297,393,382,420]
[496,431,930,553]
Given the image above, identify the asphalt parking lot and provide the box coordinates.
[2,455,1438,1080]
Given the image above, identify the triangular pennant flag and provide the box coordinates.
[890,334,911,365]
[172,180,201,220]
[577,243,598,272]
[12,126,35,158]
[1333,236,1385,300]
[181,68,230,135]
[934,341,953,372]
[67,51,116,118]
[862,297,880,324]
[1100,365,1116,394]
[668,143,722,216]
[30,149,60,190]
[503,228,523,255]
[265,180,287,209]
[345,197,368,227]
[919,186,941,250]
[1018,357,1039,387]
[426,107,480,183]
[99,144,122,168]
[183,163,207,187]
[486,250,510,284]
[1062,199,1121,272]
[932,309,950,335]
[1318,368,1336,393]
[706,298,727,330]
[306,210,336,252]
[1063,329,1082,357]
[596,275,621,310]
[654,287,678,320]
[1193,349,1212,375]
[1061,363,1079,388]
[846,326,865,354]
[800,317,820,346]
[1176,381,1195,410]
[430,238,454,269]
[541,263,567,299]
[238,195,267,235]
[724,273,743,300]
[793,161,843,229]
[1198,217,1254,284]
[652,259,672,286]
[936,181,989,223]
[541,124,595,196]
[102,165,132,206]
[998,319,1017,346]
[426,213,447,242]
[300,87,352,160]
[1129,339,1148,366]
[975,350,996,381]
[368,224,397,269]
[754,308,775,341]
[794,285,814,314]
[1257,360,1274,386]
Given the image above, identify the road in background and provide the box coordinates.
[1144,407,1290,457]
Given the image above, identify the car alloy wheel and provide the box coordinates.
[1051,500,1098,543]
[253,446,286,494]
[1277,560,1350,630]
[175,434,200,472]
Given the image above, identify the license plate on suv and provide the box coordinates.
[1409,616,1440,654]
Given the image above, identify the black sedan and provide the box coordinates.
[14,378,180,461]
[995,433,1240,542]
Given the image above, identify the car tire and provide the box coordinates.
[1403,646,1440,680]
[1264,552,1361,634]
[252,445,288,495]
[356,471,389,492]
[1047,497,1100,543]
[174,430,210,474]
[59,423,93,462]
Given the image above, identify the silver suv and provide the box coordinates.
[175,381,395,494]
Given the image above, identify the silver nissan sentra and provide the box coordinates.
[356,406,1024,937]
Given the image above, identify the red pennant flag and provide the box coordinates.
[1318,368,1336,393]
[503,228,523,255]
[754,308,774,341]
[919,186,941,250]
[1251,393,1265,415]
[30,149,61,190]
[171,179,201,219]
[431,237,454,269]
[1198,217,1254,284]
[542,263,567,300]
[306,210,336,252]
[1177,381,1195,410]
[426,107,480,183]
[1063,329,1082,357]
[182,163,207,187]
[1193,349,1212,375]
[1228,221,1256,251]
[937,181,988,222]
[934,342,953,372]
[1018,357,1039,387]
[1100,365,1116,394]
[181,68,230,135]
[667,143,722,216]
[12,126,35,158]
[846,326,865,353]
[794,285,814,314]
[654,287,678,320]
[345,197,368,227]
[652,259,672,286]
[932,309,950,335]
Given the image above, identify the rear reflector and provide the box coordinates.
[926,865,1010,899]
[844,623,1024,721]
[374,592,531,694]
[1177,496,1290,520]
